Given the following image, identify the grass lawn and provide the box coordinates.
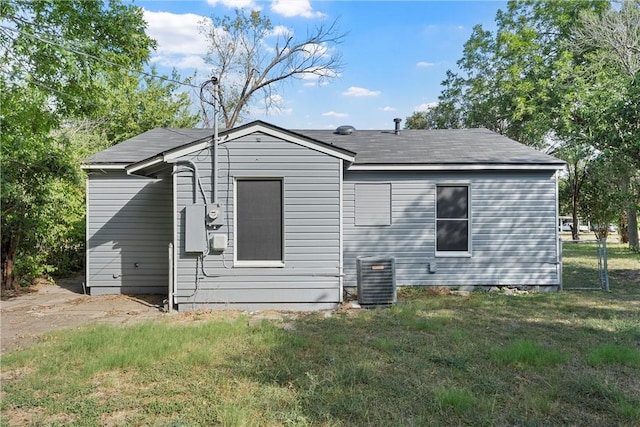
[1,243,639,426]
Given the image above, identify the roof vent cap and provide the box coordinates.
[393,118,402,135]
[335,125,355,135]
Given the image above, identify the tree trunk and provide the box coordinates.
[1,237,20,291]
[570,162,580,241]
[627,207,639,251]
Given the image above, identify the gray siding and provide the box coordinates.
[343,171,559,289]
[174,132,342,310]
[87,170,172,294]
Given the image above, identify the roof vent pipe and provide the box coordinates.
[393,118,402,135]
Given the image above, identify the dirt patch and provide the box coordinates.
[0,277,338,354]
[1,277,166,354]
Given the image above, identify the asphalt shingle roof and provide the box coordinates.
[85,128,214,164]
[294,128,563,166]
[84,122,563,167]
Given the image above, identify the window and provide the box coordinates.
[235,179,283,266]
[436,185,469,254]
[355,183,392,226]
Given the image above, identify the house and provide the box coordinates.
[83,120,566,311]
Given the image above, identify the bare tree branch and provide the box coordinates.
[200,9,346,128]
[573,0,640,78]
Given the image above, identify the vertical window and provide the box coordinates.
[436,185,469,254]
[236,179,283,265]
[355,183,392,226]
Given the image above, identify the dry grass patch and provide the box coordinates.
[1,243,638,426]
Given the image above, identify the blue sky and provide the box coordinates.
[137,0,506,130]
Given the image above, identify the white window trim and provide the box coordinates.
[233,177,285,267]
[435,183,472,258]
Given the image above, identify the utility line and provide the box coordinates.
[0,24,201,89]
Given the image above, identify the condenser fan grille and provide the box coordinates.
[356,256,396,306]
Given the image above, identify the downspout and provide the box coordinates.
[168,243,173,313]
[85,175,90,295]
[339,159,344,303]
[555,170,562,291]
[172,164,179,309]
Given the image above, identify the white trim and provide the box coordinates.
[233,177,237,265]
[126,156,163,174]
[172,164,178,307]
[81,164,127,170]
[348,164,564,171]
[234,261,286,268]
[85,177,90,291]
[435,251,472,258]
[233,177,285,267]
[164,124,356,163]
[339,159,344,303]
[164,141,211,162]
[554,170,561,287]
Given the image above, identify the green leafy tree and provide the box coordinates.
[200,9,346,128]
[418,0,640,245]
[405,96,463,130]
[79,69,199,147]
[572,0,640,249]
[1,0,198,290]
[579,156,627,239]
[429,0,608,148]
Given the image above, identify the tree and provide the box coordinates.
[199,9,346,128]
[1,0,198,290]
[579,156,628,239]
[418,1,640,245]
[80,69,199,146]
[555,143,595,241]
[427,0,609,148]
[572,0,640,249]
[405,90,463,130]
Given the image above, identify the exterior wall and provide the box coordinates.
[174,132,342,310]
[343,170,560,289]
[86,170,172,295]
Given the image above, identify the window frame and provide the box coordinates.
[233,177,285,267]
[435,183,472,258]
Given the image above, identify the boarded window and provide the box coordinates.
[436,185,469,253]
[236,179,283,262]
[355,183,392,226]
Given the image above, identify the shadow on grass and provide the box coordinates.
[223,292,640,426]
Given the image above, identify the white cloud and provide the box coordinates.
[143,10,214,73]
[151,55,209,72]
[342,86,381,97]
[144,11,210,56]
[269,25,294,38]
[271,0,325,18]
[250,93,293,116]
[303,79,330,87]
[414,102,439,111]
[207,0,260,10]
[323,111,348,118]
[302,42,329,58]
[300,67,338,86]
[381,106,396,112]
[416,61,437,68]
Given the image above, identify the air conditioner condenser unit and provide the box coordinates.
[356,256,396,307]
